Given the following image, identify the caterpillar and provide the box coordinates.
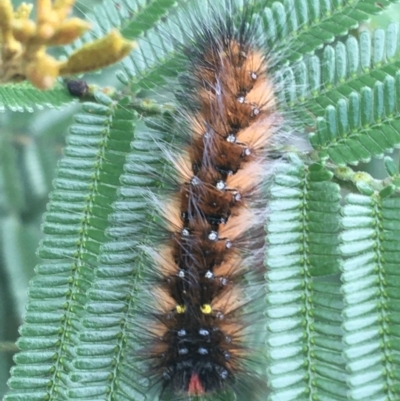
[136,1,285,399]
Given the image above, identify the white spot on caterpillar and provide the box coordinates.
[216,180,226,190]
[226,134,236,143]
[225,240,232,249]
[199,329,209,336]
[177,329,186,337]
[251,72,257,80]
[191,176,201,186]
[237,96,245,103]
[208,231,218,241]
[177,270,185,278]
[220,277,228,286]
[198,347,208,355]
[234,192,241,202]
[181,228,190,236]
[220,369,228,379]
[243,148,251,156]
[179,348,188,355]
[205,271,214,279]
[252,107,260,116]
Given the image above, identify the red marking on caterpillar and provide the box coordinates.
[188,373,205,395]
[140,1,284,399]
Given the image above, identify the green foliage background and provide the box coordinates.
[2,0,400,400]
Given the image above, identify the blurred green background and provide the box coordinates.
[1,0,400,398]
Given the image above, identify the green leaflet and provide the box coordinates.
[4,94,137,401]
[282,22,400,127]
[262,0,392,62]
[266,157,346,401]
[0,83,75,112]
[75,0,183,43]
[310,74,400,164]
[341,193,400,401]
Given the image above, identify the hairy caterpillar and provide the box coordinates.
[135,1,285,399]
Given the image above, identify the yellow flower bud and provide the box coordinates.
[0,0,133,90]
[53,0,76,21]
[48,18,91,46]
[1,38,22,60]
[25,52,61,90]
[59,30,135,75]
[36,5,59,40]
[12,19,36,43]
[0,0,14,32]
[36,0,53,21]
[37,23,55,41]
[14,3,33,20]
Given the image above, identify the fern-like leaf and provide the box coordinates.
[0,83,75,112]
[66,119,171,400]
[282,23,400,127]
[341,193,400,400]
[4,94,137,401]
[262,0,395,62]
[310,74,400,164]
[266,157,346,401]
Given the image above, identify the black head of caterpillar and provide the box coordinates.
[154,307,239,395]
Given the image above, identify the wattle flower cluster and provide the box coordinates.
[0,0,134,89]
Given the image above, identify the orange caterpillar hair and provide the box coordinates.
[143,1,281,398]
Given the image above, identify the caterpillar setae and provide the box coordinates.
[136,1,286,399]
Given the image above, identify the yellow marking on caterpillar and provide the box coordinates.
[176,304,186,314]
[200,304,212,314]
